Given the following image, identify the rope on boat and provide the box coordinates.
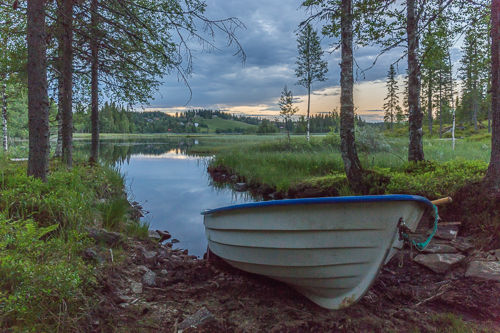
[399,205,439,252]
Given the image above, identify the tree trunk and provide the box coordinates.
[485,0,500,190]
[307,84,310,142]
[473,79,478,132]
[407,0,424,162]
[1,76,7,151]
[427,73,433,135]
[439,71,442,139]
[89,0,99,164]
[27,0,50,181]
[53,74,63,157]
[59,0,73,168]
[489,104,491,133]
[340,0,364,193]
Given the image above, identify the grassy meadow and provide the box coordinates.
[193,116,258,132]
[207,128,490,198]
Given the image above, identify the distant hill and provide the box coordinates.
[193,116,257,133]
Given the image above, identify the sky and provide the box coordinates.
[139,0,463,122]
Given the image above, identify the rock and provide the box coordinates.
[487,254,498,261]
[131,282,143,294]
[171,239,180,244]
[432,225,460,240]
[156,230,171,242]
[414,253,466,274]
[165,242,173,248]
[159,269,168,276]
[421,242,459,254]
[471,251,499,261]
[492,249,500,261]
[136,265,151,274]
[142,271,157,287]
[82,248,105,263]
[87,228,123,246]
[182,249,189,255]
[233,183,247,192]
[117,295,135,303]
[465,261,500,281]
[148,230,161,240]
[179,307,218,333]
[143,251,157,260]
[451,238,474,253]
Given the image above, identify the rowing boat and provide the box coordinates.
[202,195,438,309]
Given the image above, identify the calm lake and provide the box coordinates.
[75,137,255,257]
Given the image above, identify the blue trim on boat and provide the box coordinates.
[201,194,434,215]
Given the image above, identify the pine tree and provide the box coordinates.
[27,0,50,181]
[295,23,328,142]
[383,64,399,133]
[278,85,298,142]
[458,10,490,131]
[485,0,500,190]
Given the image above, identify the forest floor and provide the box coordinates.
[90,230,500,333]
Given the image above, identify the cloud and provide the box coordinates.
[136,0,464,122]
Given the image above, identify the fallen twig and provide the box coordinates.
[173,318,179,333]
[411,289,448,308]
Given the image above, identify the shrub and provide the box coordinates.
[355,126,391,153]
[0,215,95,331]
[322,132,341,149]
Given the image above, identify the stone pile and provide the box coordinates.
[411,222,500,282]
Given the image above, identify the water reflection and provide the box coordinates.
[74,137,256,257]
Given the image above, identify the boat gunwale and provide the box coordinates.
[201,194,434,215]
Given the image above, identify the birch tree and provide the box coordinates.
[301,0,393,192]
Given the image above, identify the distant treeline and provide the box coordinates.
[7,97,368,138]
[184,109,261,125]
[255,112,366,134]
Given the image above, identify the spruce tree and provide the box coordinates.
[383,64,399,133]
[278,85,298,142]
[295,23,328,142]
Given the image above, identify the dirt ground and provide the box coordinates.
[88,234,500,333]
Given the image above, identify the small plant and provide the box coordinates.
[98,196,131,231]
[431,313,474,333]
[278,85,298,143]
[0,215,95,331]
[355,126,391,153]
[323,130,341,149]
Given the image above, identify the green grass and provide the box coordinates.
[193,116,257,132]
[207,132,491,198]
[0,156,149,331]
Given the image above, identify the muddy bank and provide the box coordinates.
[84,227,500,333]
[207,165,338,199]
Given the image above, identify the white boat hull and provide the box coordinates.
[203,195,433,309]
